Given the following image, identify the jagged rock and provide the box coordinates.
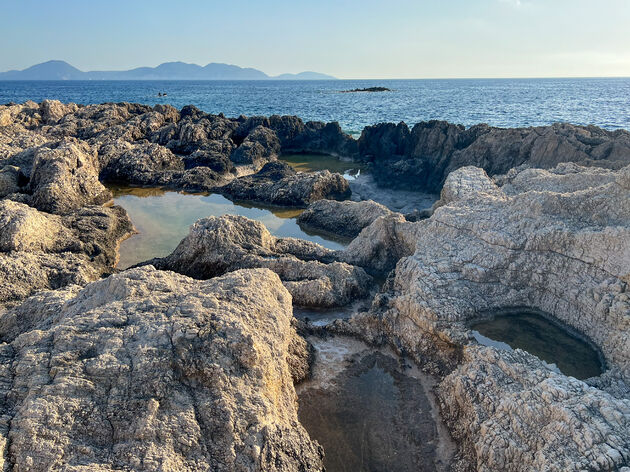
[0,266,325,471]
[340,213,420,274]
[0,101,41,128]
[0,124,50,164]
[232,115,305,146]
[0,252,99,306]
[40,99,79,124]
[341,163,630,470]
[283,121,359,158]
[46,102,154,139]
[29,138,111,214]
[175,167,227,193]
[220,161,351,207]
[358,120,630,192]
[230,125,280,170]
[0,200,133,305]
[147,215,371,308]
[98,140,185,185]
[438,346,630,472]
[182,140,236,174]
[297,199,394,239]
[0,165,27,197]
[165,113,237,153]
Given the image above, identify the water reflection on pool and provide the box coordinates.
[281,153,365,180]
[470,308,605,379]
[109,186,348,269]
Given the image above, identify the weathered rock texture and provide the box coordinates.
[221,162,350,207]
[28,138,112,214]
[438,346,630,472]
[357,120,630,192]
[297,199,394,239]
[147,215,371,308]
[0,266,324,471]
[0,101,355,207]
[338,163,630,470]
[5,100,629,202]
[0,200,133,305]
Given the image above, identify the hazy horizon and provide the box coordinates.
[2,0,630,79]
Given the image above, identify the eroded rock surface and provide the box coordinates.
[147,214,371,308]
[0,200,133,305]
[0,266,324,471]
[358,120,630,192]
[220,162,351,207]
[332,163,630,470]
[297,199,394,239]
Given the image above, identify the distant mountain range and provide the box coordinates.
[0,60,337,81]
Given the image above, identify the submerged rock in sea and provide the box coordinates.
[338,163,630,470]
[0,266,325,471]
[219,161,351,207]
[147,214,371,308]
[0,200,133,305]
[297,199,394,239]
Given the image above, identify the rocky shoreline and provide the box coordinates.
[0,100,629,471]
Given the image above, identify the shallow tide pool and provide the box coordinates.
[281,153,366,179]
[110,186,348,269]
[470,309,605,380]
[296,337,454,472]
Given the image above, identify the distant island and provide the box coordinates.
[341,87,391,93]
[0,60,337,81]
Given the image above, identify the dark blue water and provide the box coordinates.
[2,79,629,134]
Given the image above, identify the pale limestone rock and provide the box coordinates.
[0,200,133,305]
[342,163,630,470]
[438,346,630,472]
[29,138,111,214]
[0,266,324,471]
[148,214,371,308]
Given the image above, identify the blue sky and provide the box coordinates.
[2,0,629,78]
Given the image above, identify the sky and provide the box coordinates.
[1,0,629,78]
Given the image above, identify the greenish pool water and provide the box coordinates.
[110,186,348,269]
[470,309,605,380]
[281,153,366,179]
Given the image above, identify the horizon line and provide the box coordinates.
[1,76,630,81]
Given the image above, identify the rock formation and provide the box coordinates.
[5,99,629,201]
[297,199,394,239]
[146,214,371,308]
[334,162,630,470]
[0,266,325,471]
[357,120,630,192]
[2,99,630,470]
[220,162,350,207]
[0,200,133,306]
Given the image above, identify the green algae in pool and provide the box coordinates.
[281,153,366,179]
[470,309,605,379]
[109,186,348,269]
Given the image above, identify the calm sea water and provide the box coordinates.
[1,78,629,135]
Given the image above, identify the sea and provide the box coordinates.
[1,78,629,136]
